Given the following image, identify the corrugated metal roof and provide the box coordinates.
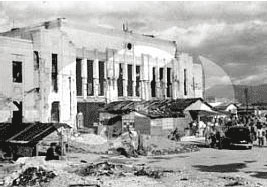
[0,122,70,144]
[101,98,205,118]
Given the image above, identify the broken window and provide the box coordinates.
[184,69,187,96]
[136,65,140,97]
[151,67,156,97]
[118,63,123,97]
[76,58,82,96]
[51,101,60,122]
[87,60,94,96]
[167,68,172,97]
[52,54,58,92]
[127,64,133,96]
[13,61,22,83]
[99,61,105,96]
[33,51,39,70]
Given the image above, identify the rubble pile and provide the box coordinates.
[77,161,172,179]
[144,136,199,155]
[221,176,250,186]
[78,161,126,177]
[11,167,56,186]
[134,167,164,179]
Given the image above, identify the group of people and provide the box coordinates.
[189,114,267,148]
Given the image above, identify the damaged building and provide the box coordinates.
[0,18,204,128]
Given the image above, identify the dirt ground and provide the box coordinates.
[57,145,267,187]
[2,144,267,187]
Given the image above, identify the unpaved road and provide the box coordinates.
[66,146,267,186]
[3,146,267,186]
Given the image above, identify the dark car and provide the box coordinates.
[222,126,253,149]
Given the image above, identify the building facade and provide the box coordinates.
[0,18,203,128]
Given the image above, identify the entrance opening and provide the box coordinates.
[12,101,22,124]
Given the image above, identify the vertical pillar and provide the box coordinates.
[155,58,160,99]
[81,58,87,99]
[123,63,127,97]
[93,49,99,96]
[132,65,136,97]
[132,49,136,97]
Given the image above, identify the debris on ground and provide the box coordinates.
[134,167,164,179]
[12,167,56,186]
[77,161,172,179]
[221,176,249,186]
[78,161,127,177]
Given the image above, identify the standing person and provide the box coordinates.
[76,111,84,129]
[215,125,225,149]
[257,125,264,147]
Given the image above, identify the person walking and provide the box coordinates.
[257,125,264,147]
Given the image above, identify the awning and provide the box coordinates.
[184,100,215,113]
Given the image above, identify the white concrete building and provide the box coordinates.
[0,18,204,128]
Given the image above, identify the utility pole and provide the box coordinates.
[244,87,249,115]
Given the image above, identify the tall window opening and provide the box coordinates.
[99,61,105,96]
[51,101,60,122]
[127,64,133,96]
[184,69,187,96]
[167,68,172,97]
[76,58,82,96]
[52,54,58,92]
[118,63,123,97]
[33,51,39,70]
[151,67,156,97]
[136,65,140,97]
[87,60,94,96]
[13,61,22,83]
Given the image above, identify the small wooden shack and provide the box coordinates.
[99,98,211,136]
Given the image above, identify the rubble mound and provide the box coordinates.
[12,167,56,186]
[71,133,107,145]
[68,134,109,154]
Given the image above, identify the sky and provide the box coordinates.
[0,1,267,86]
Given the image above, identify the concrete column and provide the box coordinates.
[81,58,87,99]
[93,50,99,96]
[132,49,136,97]
[155,58,160,99]
[132,65,136,97]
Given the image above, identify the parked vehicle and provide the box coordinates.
[222,126,252,149]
